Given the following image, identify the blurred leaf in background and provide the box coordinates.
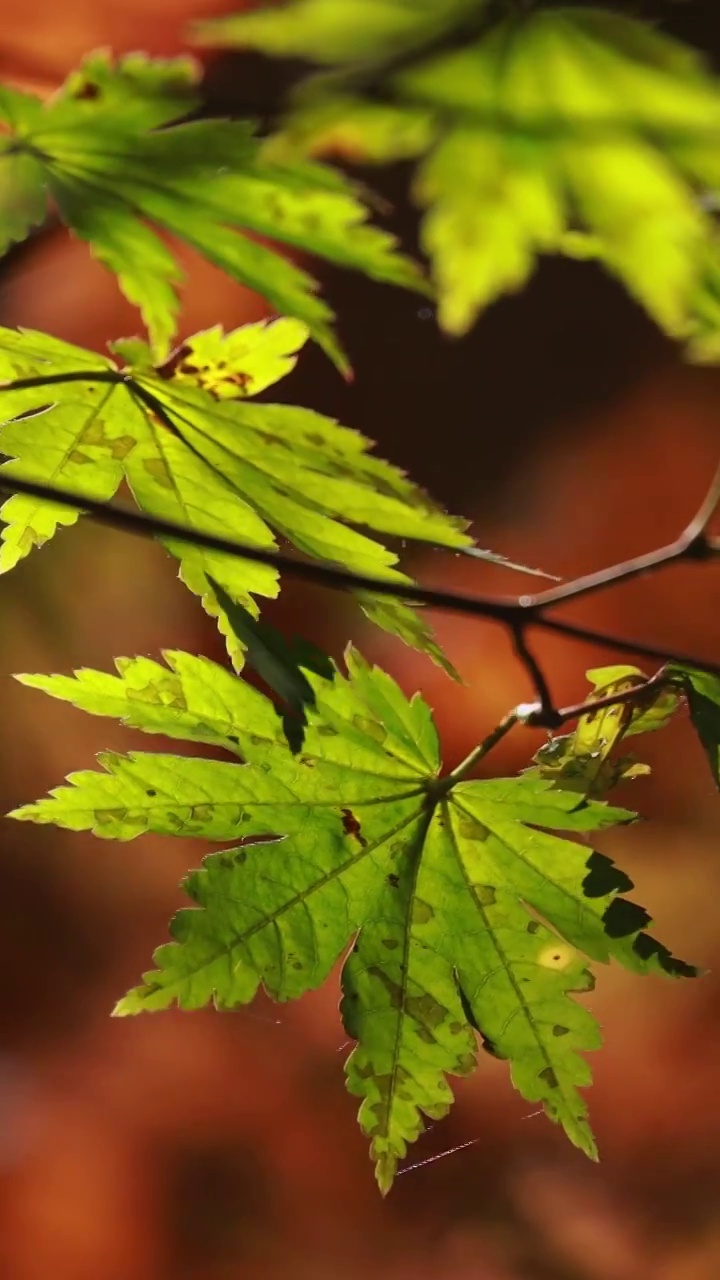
[199,3,720,350]
[0,49,427,370]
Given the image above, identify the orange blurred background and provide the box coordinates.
[2,4,720,1279]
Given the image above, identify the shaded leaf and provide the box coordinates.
[670,665,720,786]
[209,576,333,752]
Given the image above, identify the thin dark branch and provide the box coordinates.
[2,387,720,704]
[0,471,513,619]
[435,671,679,784]
[682,456,720,541]
[0,371,121,391]
[511,625,559,725]
[1,470,720,683]
[525,668,673,729]
[438,709,521,791]
[537,615,720,679]
[520,456,720,612]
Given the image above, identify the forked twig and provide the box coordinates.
[1,375,720,708]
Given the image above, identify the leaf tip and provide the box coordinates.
[112,989,143,1017]
[6,803,32,822]
[374,1153,396,1197]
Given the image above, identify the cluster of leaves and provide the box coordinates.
[201,1,720,352]
[1,0,720,1194]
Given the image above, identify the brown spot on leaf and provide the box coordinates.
[109,435,137,460]
[416,1026,436,1045]
[552,1024,570,1037]
[474,884,496,907]
[189,804,214,822]
[155,344,192,380]
[341,809,366,846]
[458,816,489,840]
[386,874,400,889]
[73,81,101,100]
[539,1067,559,1089]
[538,943,575,971]
[366,968,448,1036]
[143,457,174,489]
[406,991,447,1030]
[382,938,399,951]
[454,1052,476,1075]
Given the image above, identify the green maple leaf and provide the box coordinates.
[0,317,482,669]
[11,649,696,1191]
[0,50,427,370]
[201,3,720,347]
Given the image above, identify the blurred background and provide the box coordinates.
[2,3,720,1277]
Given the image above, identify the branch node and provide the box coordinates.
[524,705,563,731]
[681,532,714,562]
[511,624,558,724]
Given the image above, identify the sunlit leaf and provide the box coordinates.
[0,320,475,669]
[11,649,696,1191]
